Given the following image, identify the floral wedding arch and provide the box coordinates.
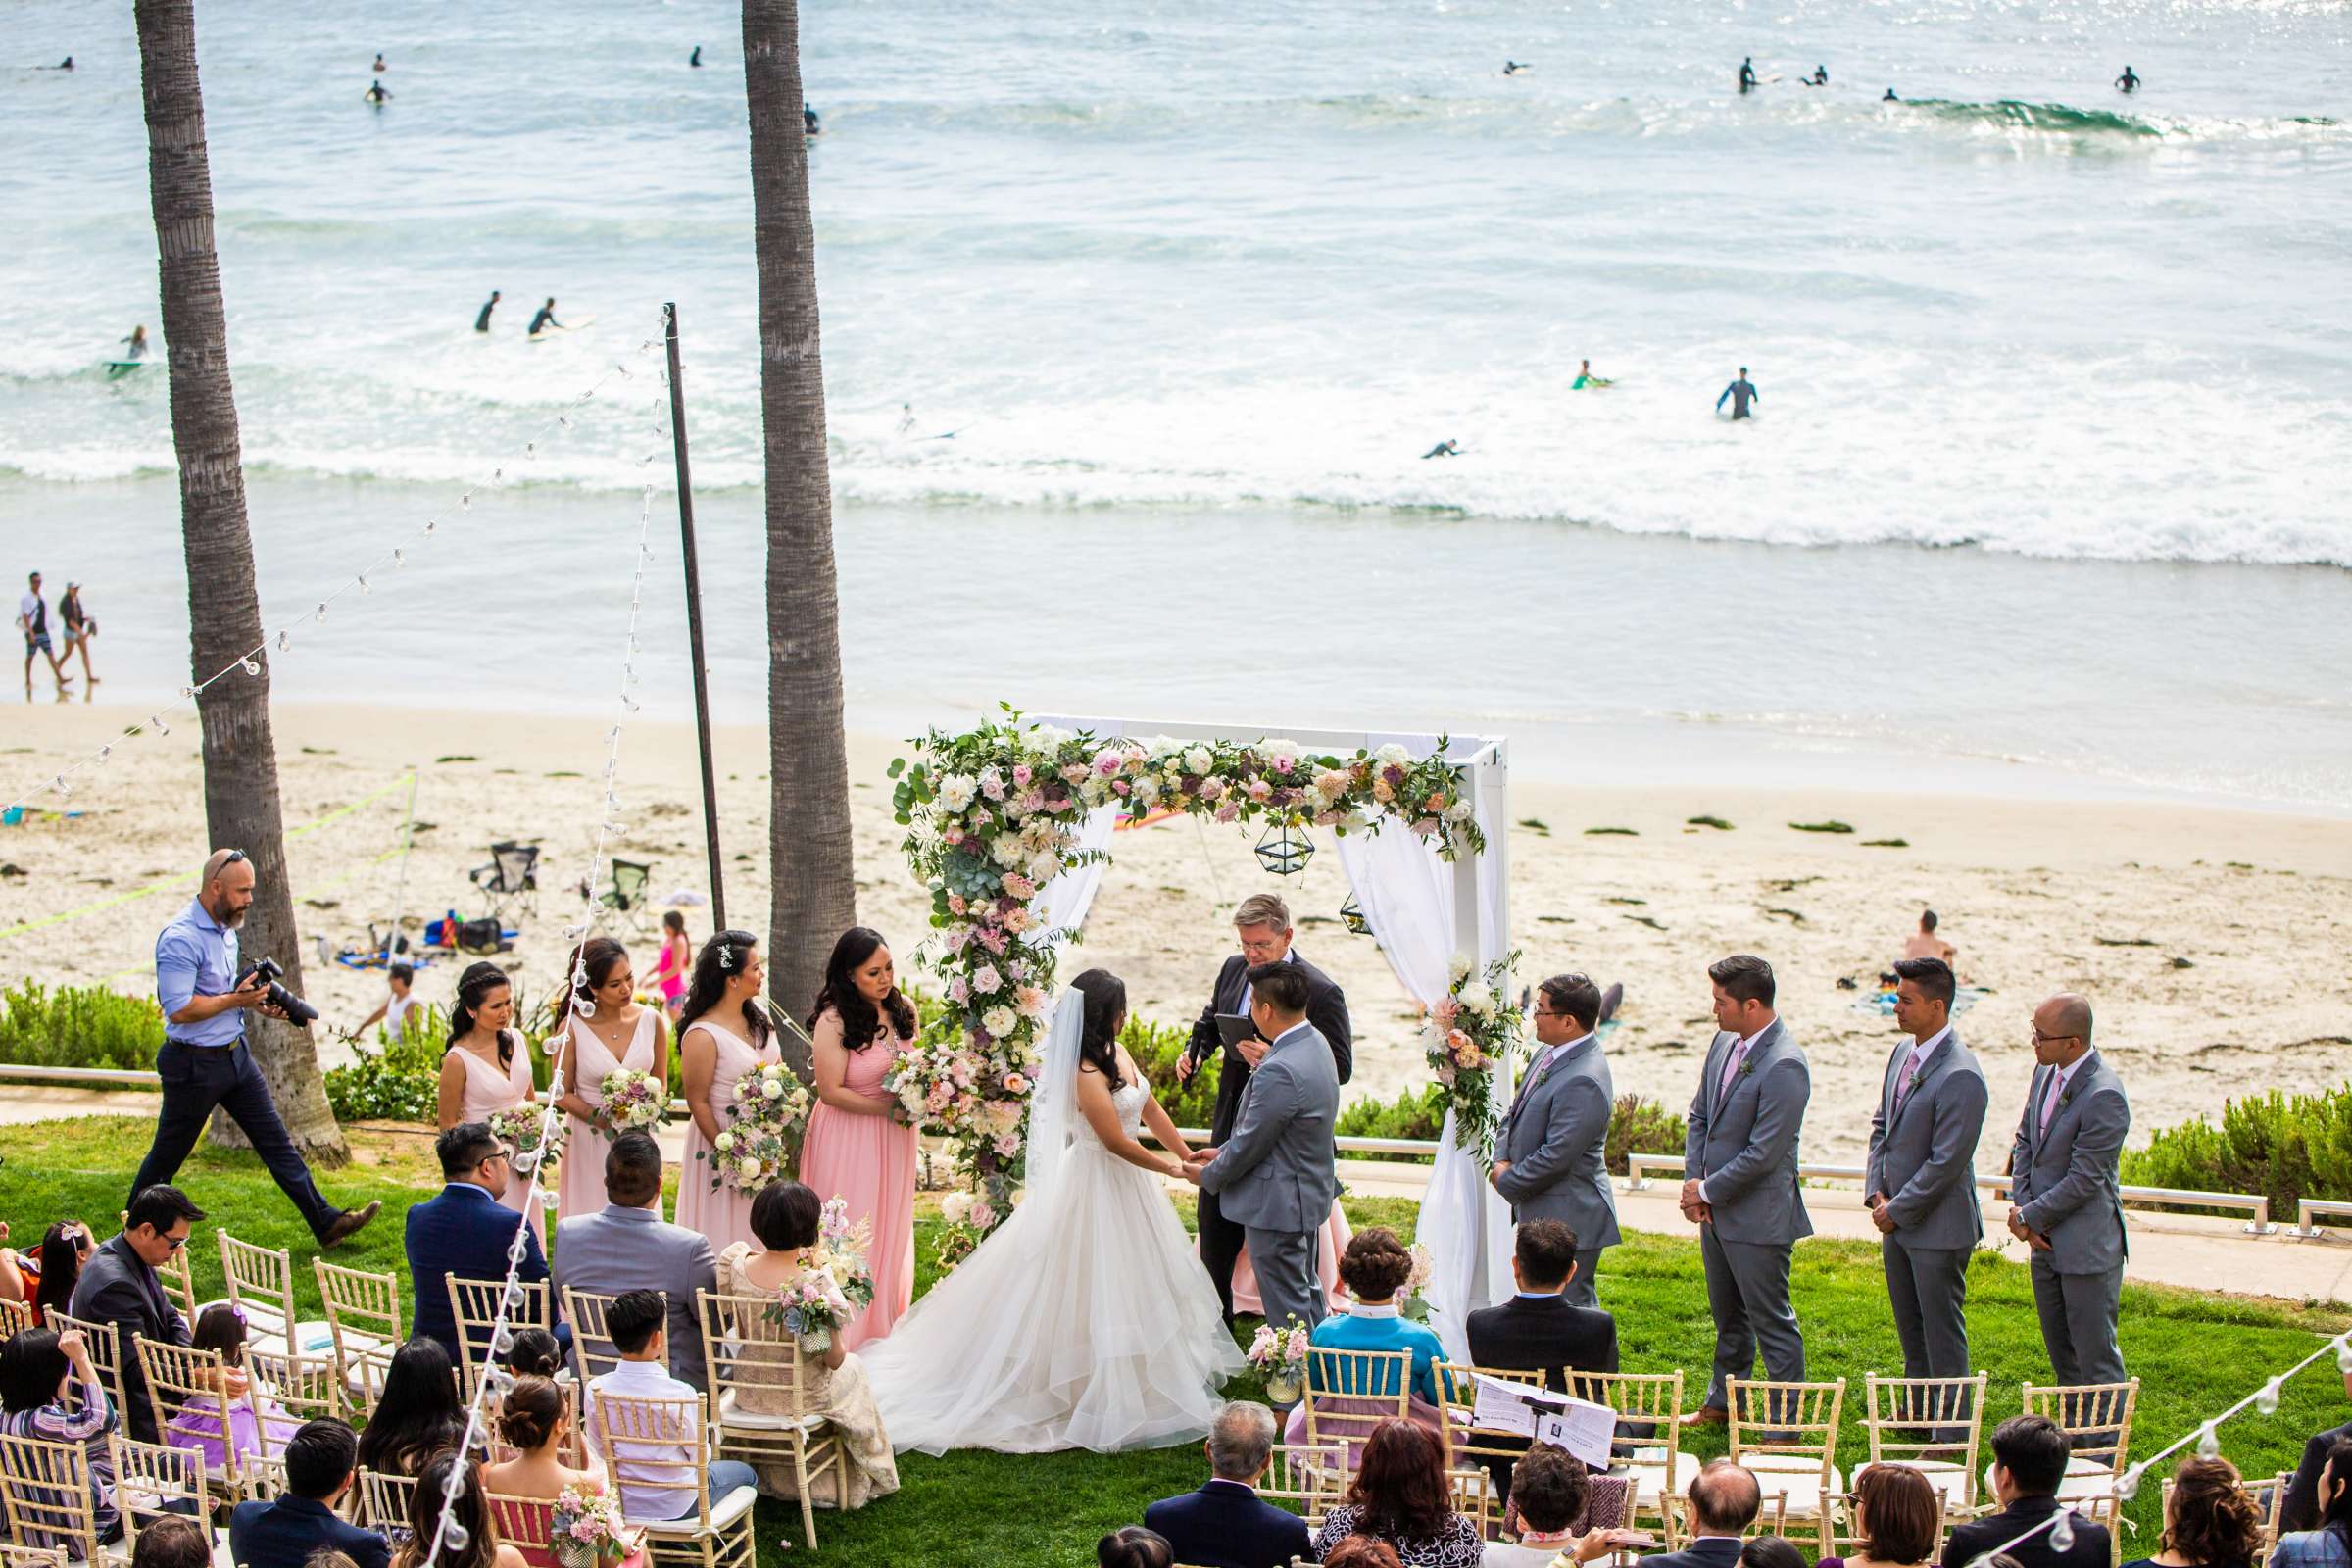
[885,710,1519,1356]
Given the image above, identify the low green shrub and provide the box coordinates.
[2123,1085,2352,1214]
[1605,1092,1688,1175]
[324,1030,442,1122]
[0,980,166,1072]
[1332,1079,1688,1174]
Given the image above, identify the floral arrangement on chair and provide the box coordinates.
[1248,1316,1314,1404]
[549,1483,635,1568]
[1421,951,1523,1164]
[763,1196,876,1353]
[597,1070,670,1137]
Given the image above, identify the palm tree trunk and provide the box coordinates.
[134,0,348,1164]
[744,0,857,1074]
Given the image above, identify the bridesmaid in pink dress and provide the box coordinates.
[795,926,918,1352]
[674,929,785,1258]
[551,938,672,1221]
[437,961,548,1250]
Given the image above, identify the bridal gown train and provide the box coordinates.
[860,1082,1247,1455]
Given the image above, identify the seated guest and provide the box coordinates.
[229,1417,390,1568]
[1467,1219,1619,1388]
[132,1516,212,1568]
[482,1376,645,1568]
[1325,1542,1406,1568]
[0,1220,96,1328]
[1284,1229,1450,1449]
[583,1290,757,1523]
[2125,1456,2264,1568]
[1312,1417,1484,1568]
[1097,1527,1175,1568]
[355,1339,466,1478]
[1740,1540,1809,1568]
[1487,1443,1647,1567]
[1817,1461,1938,1568]
[406,1124,555,1365]
[715,1181,898,1508]
[68,1183,201,1443]
[553,1132,717,1390]
[0,1324,119,1539]
[1640,1459,1761,1568]
[2271,1438,2352,1568]
[1947,1416,2113,1568]
[504,1329,564,1381]
[1144,1398,1311,1568]
[393,1452,527,1568]
[2283,1374,2352,1534]
[165,1300,299,1467]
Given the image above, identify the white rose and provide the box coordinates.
[738,1156,764,1180]
[1027,853,1060,884]
[1445,799,1473,823]
[1375,743,1411,765]
[982,1005,1017,1037]
[1184,745,1214,774]
[715,1130,736,1152]
[940,1191,972,1224]
[990,835,1023,867]
[938,774,977,811]
[762,1078,785,1100]
[1449,953,1475,981]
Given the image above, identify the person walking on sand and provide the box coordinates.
[57,582,96,691]
[1902,909,1956,967]
[1717,368,1761,420]
[19,571,71,702]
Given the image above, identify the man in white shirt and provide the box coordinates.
[18,570,70,702]
[586,1290,756,1522]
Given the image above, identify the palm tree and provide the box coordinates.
[134,0,347,1162]
[744,0,857,1071]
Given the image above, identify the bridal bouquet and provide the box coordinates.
[701,1061,811,1195]
[598,1069,670,1137]
[762,1196,876,1352]
[549,1483,634,1568]
[1420,951,1523,1164]
[487,1103,565,1178]
[1248,1315,1313,1404]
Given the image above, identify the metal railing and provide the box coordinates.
[2295,1200,2352,1240]
[1624,1152,2273,1235]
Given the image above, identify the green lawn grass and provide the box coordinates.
[6,1119,2346,1566]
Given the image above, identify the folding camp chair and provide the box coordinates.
[470,841,541,922]
[599,858,656,934]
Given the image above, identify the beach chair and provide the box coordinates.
[1298,1348,1414,1482]
[43,1311,127,1425]
[217,1230,335,1364]
[1564,1367,1686,1546]
[698,1288,842,1549]
[1260,1442,1346,1530]
[445,1275,553,1396]
[1727,1376,1847,1556]
[314,1259,401,1414]
[1444,1463,1497,1540]
[247,1347,344,1443]
[599,858,656,933]
[153,1243,207,1328]
[1853,1372,1989,1544]
[356,1468,419,1543]
[107,1434,215,1551]
[135,1338,262,1503]
[586,1390,756,1568]
[0,1548,67,1568]
[0,1298,32,1337]
[0,1432,122,1566]
[2026,1379,2139,1502]
[471,841,541,921]
[1433,1359,1545,1525]
[564,1285,662,1386]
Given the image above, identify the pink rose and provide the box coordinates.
[1093,748,1125,777]
[947,976,970,1003]
[1004,1072,1029,1094]
[1413,817,1439,837]
[1200,778,1225,801]
[1247,779,1272,802]
[948,893,968,914]
[1012,763,1033,787]
[944,825,965,845]
[1111,779,1130,796]
[1213,802,1240,822]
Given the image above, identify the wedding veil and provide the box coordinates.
[1020,988,1086,1213]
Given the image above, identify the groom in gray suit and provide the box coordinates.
[1865,956,1987,1429]
[2009,992,2131,1404]
[1186,962,1341,1342]
[1491,971,1621,1308]
[1680,955,1811,1426]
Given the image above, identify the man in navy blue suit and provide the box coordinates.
[1640,1459,1760,1568]
[228,1418,388,1568]
[405,1122,553,1364]
[1144,1400,1311,1568]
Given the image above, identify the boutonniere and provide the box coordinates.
[1740,1056,1757,1079]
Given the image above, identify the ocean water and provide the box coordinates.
[2,0,2349,807]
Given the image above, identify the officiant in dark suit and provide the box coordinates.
[1179,893,1351,1322]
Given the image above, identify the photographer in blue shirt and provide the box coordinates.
[128,849,379,1247]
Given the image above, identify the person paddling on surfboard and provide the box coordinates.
[1739,57,1759,93]
[1716,368,1761,420]
[2115,65,2139,93]
[1504,60,1531,75]
[1883,86,1900,101]
[528,298,563,336]
[365,81,390,104]
[1802,65,1828,86]
[804,103,821,136]
[1572,359,1613,390]
[1421,438,1464,459]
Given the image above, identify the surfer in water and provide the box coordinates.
[804,103,821,136]
[690,45,704,68]
[1802,65,1828,86]
[1739,57,1759,93]
[474,291,502,333]
[1883,86,1900,101]
[1421,439,1464,459]
[1572,360,1612,389]
[1716,368,1761,420]
[365,81,390,104]
[45,57,74,71]
[896,403,916,436]
[119,326,149,362]
[1504,60,1532,75]
[2115,65,2140,92]
[528,298,563,336]
[372,53,387,73]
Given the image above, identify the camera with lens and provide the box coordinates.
[236,956,321,1028]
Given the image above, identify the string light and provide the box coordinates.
[4,334,664,816]
[419,314,676,1568]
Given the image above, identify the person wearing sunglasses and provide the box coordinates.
[130,848,379,1249]
[65,1183,205,1443]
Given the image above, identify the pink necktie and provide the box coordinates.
[1718,1039,1748,1102]
[2039,1070,2064,1134]
[1895,1046,1927,1108]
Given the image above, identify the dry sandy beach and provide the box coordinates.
[3,702,2348,1165]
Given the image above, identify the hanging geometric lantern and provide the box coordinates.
[1340,893,1371,937]
[1254,819,1314,877]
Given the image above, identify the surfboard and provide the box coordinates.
[527,315,596,343]
[104,360,145,378]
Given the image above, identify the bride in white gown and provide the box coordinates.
[861,967,1247,1454]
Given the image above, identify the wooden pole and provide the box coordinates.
[664,302,727,930]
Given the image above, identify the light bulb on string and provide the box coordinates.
[315,603,327,623]
[2258,1378,2283,1415]
[558,416,572,431]
[2196,1422,2222,1459]
[2048,1512,2075,1554]
[96,746,110,765]
[240,657,260,676]
[392,548,406,567]
[461,493,472,512]
[423,516,437,535]
[277,631,290,653]
[2335,1336,2352,1374]
[491,467,506,488]
[150,715,169,736]
[53,775,69,798]
[179,686,195,700]
[357,575,369,595]
[525,441,537,459]
[2115,1464,2145,1502]
[441,1524,470,1554]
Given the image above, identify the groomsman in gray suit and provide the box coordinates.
[1187,962,1343,1345]
[2008,992,2131,1401]
[1865,956,1988,1427]
[1491,971,1621,1307]
[1680,955,1811,1426]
